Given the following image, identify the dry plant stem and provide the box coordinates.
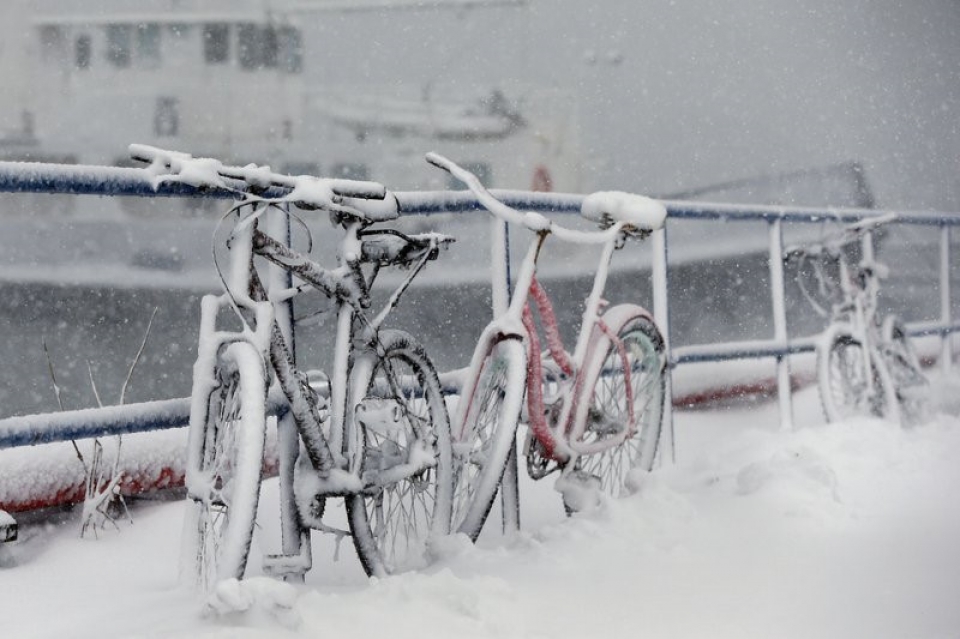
[82,361,132,536]
[78,305,156,538]
[87,361,104,408]
[42,338,87,473]
[113,306,158,477]
[120,306,158,405]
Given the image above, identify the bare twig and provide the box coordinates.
[86,361,104,409]
[42,338,86,472]
[119,306,158,406]
[112,306,158,481]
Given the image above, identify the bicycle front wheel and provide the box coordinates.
[568,306,666,506]
[452,336,526,541]
[818,324,899,423]
[882,316,928,425]
[182,341,267,590]
[346,330,454,577]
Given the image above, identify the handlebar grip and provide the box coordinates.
[327,178,387,201]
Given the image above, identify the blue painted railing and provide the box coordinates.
[0,158,957,528]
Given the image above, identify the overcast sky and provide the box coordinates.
[8,0,960,210]
[302,0,960,209]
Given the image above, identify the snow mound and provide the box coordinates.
[294,570,524,639]
[205,577,300,630]
[3,383,960,638]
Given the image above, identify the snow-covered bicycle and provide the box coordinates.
[786,214,927,425]
[132,145,454,588]
[427,154,668,538]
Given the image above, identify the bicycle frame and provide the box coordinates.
[185,196,454,581]
[797,223,888,394]
[788,213,927,424]
[476,226,635,465]
[200,203,445,491]
[434,152,664,472]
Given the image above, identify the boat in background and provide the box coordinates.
[0,0,579,222]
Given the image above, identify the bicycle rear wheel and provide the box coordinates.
[818,324,899,423]
[182,342,267,590]
[346,330,453,577]
[452,336,526,541]
[566,306,665,509]
[881,316,928,425]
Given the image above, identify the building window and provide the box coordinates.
[136,24,161,68]
[106,24,132,68]
[75,34,92,69]
[261,26,279,68]
[279,26,302,73]
[39,26,65,63]
[203,23,230,64]
[237,23,260,69]
[238,24,282,70]
[154,97,179,137]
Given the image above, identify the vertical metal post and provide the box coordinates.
[267,205,303,579]
[768,218,793,430]
[651,225,675,464]
[941,224,953,373]
[267,206,295,347]
[492,218,520,534]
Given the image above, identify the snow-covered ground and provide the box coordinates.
[2,380,960,639]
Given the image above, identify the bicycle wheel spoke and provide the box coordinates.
[566,314,664,508]
[349,332,452,576]
[185,344,266,591]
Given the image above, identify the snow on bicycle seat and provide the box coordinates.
[580,191,667,231]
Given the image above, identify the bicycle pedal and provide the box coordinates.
[262,552,311,579]
[355,398,403,437]
[556,470,603,513]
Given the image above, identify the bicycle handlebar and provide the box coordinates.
[129,143,389,208]
[425,152,666,245]
[784,211,897,260]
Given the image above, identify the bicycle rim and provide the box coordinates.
[882,317,928,425]
[346,330,453,577]
[819,329,897,422]
[572,312,665,500]
[452,337,525,541]
[184,342,266,590]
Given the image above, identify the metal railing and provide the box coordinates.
[0,159,957,527]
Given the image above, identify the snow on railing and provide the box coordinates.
[0,158,958,524]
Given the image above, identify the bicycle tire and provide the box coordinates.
[818,324,899,423]
[451,336,526,541]
[566,306,666,508]
[881,316,928,425]
[346,330,454,577]
[182,341,267,590]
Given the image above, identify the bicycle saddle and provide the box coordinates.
[580,191,667,231]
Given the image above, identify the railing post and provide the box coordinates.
[941,223,953,373]
[266,205,304,579]
[652,225,675,464]
[492,219,520,534]
[768,218,793,430]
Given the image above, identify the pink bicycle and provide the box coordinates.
[427,154,668,538]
